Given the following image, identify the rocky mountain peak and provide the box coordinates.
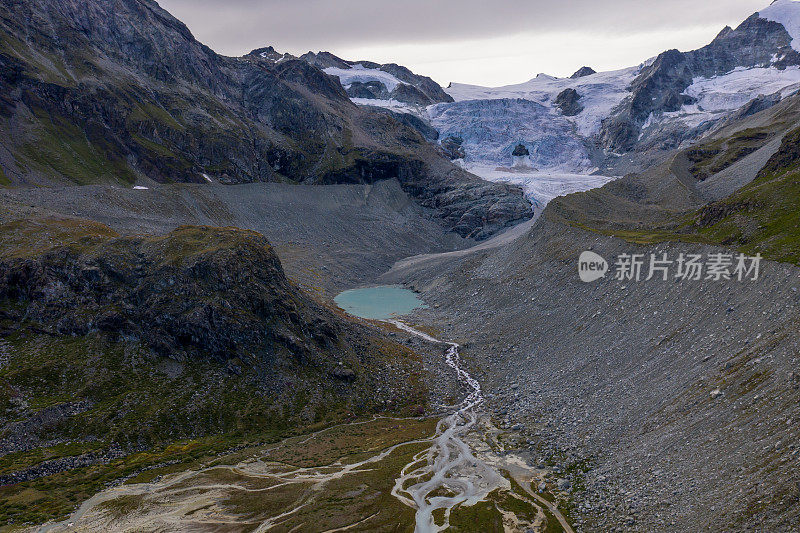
[303,52,454,107]
[600,3,800,152]
[570,66,596,78]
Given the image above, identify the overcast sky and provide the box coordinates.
[158,0,770,87]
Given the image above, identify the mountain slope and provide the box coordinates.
[549,90,800,264]
[0,0,530,239]
[0,215,429,525]
[298,50,454,108]
[601,3,800,152]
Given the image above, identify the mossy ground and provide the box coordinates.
[0,330,281,527]
[19,107,138,186]
[686,127,772,181]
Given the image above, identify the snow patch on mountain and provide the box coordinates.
[760,0,800,52]
[323,64,404,92]
[350,98,419,114]
[669,66,800,128]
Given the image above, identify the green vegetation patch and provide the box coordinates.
[686,127,772,181]
[0,165,10,186]
[0,328,423,527]
[448,500,505,532]
[564,157,800,266]
[0,216,118,258]
[19,107,137,185]
[584,164,800,265]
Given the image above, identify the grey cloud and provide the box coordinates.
[158,0,769,56]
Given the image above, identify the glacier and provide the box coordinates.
[445,66,639,137]
[666,66,800,129]
[429,98,593,172]
[456,163,616,208]
[316,1,800,210]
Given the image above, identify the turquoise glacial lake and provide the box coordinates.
[334,285,427,320]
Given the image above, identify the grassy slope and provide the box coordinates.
[553,123,800,265]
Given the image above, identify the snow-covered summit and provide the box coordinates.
[760,0,800,52]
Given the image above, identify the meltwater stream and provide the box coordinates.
[388,320,504,533]
[333,286,505,532]
[333,285,576,533]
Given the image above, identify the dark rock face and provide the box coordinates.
[389,83,434,106]
[441,136,466,160]
[570,66,596,78]
[248,46,294,64]
[512,144,530,157]
[270,59,351,101]
[0,0,529,240]
[554,88,584,116]
[299,51,454,105]
[601,14,800,152]
[313,148,531,240]
[298,50,352,70]
[0,225,345,365]
[364,107,439,141]
[346,80,390,99]
[757,122,800,178]
[379,63,455,104]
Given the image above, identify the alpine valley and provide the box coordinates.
[1,0,800,532]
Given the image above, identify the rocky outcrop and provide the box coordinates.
[314,148,532,240]
[511,144,530,157]
[0,225,346,365]
[0,216,433,511]
[440,136,466,160]
[379,63,454,104]
[554,88,584,116]
[298,50,352,70]
[389,83,433,106]
[364,107,440,141]
[346,80,390,99]
[248,45,294,64]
